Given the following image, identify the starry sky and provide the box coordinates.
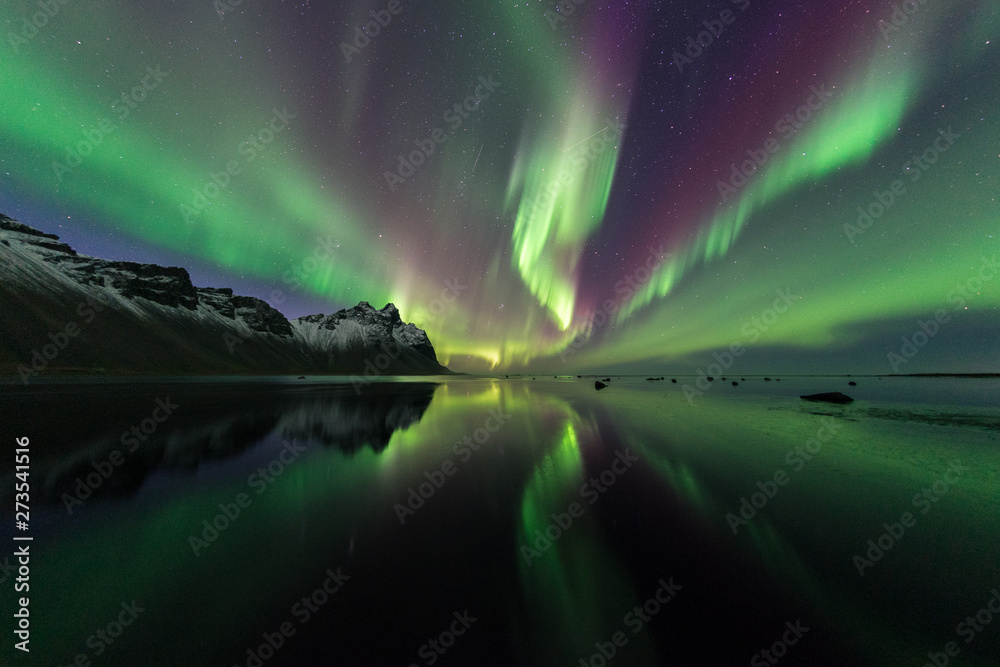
[1,0,997,374]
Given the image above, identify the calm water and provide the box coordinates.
[1,376,998,666]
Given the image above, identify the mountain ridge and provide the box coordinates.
[0,212,450,381]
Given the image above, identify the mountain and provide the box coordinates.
[0,213,450,381]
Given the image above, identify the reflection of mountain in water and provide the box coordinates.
[2,382,438,506]
[275,391,432,454]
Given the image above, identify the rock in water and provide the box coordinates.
[595,380,608,391]
[801,392,854,404]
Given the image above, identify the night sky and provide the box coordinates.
[1,0,997,374]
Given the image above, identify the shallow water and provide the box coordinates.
[1,376,998,665]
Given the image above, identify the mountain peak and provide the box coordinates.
[292,301,437,365]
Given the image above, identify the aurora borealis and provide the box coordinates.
[1,0,997,373]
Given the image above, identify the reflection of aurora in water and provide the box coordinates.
[6,377,1000,664]
[506,380,999,663]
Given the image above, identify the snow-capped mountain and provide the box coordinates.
[0,213,450,380]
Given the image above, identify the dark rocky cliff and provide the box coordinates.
[0,213,448,381]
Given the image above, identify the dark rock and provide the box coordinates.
[671,379,676,383]
[0,214,76,254]
[233,296,294,336]
[732,381,738,386]
[26,238,77,255]
[53,256,199,309]
[0,214,60,240]
[764,377,772,381]
[197,287,236,319]
[801,392,854,405]
[707,376,714,382]
[848,381,857,386]
[595,380,608,391]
